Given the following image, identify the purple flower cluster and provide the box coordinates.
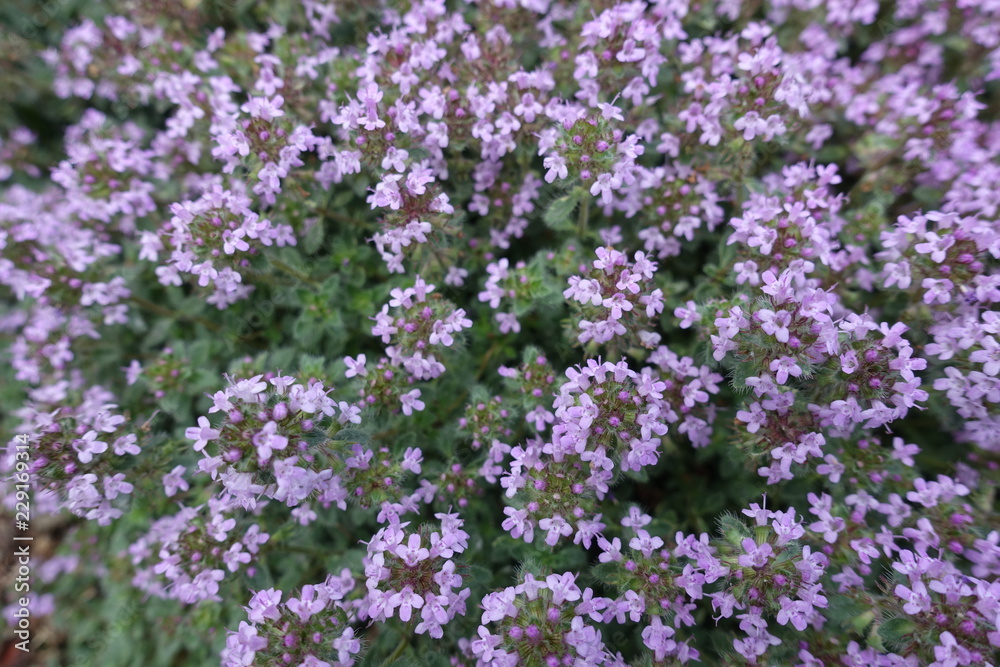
[371,275,472,382]
[361,511,471,638]
[187,372,356,515]
[501,358,672,546]
[564,247,664,348]
[471,570,618,666]
[223,571,361,667]
[186,370,430,522]
[3,384,138,525]
[151,185,295,308]
[690,267,931,483]
[128,497,268,605]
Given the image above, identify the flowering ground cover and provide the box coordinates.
[1,0,1000,665]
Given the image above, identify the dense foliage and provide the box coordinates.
[2,0,1000,665]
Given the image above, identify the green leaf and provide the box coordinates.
[299,353,328,378]
[303,218,326,254]
[412,649,451,667]
[877,617,915,650]
[333,427,370,445]
[331,187,355,209]
[543,191,579,230]
[848,608,876,636]
[716,512,752,547]
[293,313,323,347]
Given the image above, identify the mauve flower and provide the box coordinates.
[184,416,219,452]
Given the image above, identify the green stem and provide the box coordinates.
[127,295,222,332]
[439,390,471,424]
[370,427,399,442]
[316,206,375,230]
[577,189,590,237]
[381,632,410,665]
[475,340,503,382]
[261,542,328,557]
[269,258,320,288]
